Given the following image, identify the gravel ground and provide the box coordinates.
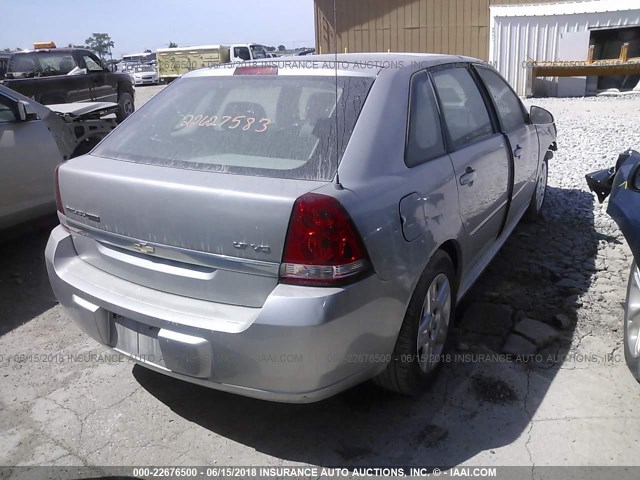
[1,90,640,473]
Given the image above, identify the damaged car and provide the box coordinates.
[46,55,557,403]
[587,150,640,381]
[0,84,117,231]
[1,45,135,121]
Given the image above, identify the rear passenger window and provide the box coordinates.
[431,67,493,150]
[476,67,526,132]
[405,71,445,167]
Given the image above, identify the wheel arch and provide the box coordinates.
[117,80,134,96]
[437,239,462,295]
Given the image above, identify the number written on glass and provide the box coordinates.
[179,114,271,133]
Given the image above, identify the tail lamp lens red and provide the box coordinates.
[280,193,370,286]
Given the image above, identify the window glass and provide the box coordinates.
[134,64,156,73]
[0,102,16,123]
[9,52,78,76]
[250,45,267,59]
[234,47,251,61]
[431,67,493,149]
[83,55,103,72]
[405,71,445,167]
[477,67,526,132]
[92,76,374,181]
[0,57,8,78]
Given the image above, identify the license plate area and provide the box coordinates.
[109,314,213,378]
[111,314,166,369]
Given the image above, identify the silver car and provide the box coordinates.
[45,54,557,403]
[0,85,116,231]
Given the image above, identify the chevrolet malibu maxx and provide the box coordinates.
[46,54,557,402]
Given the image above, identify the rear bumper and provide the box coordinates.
[45,226,406,403]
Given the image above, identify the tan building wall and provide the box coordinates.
[314,0,570,60]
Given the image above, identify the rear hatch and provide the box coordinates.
[58,70,374,308]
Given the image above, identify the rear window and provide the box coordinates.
[93,75,374,181]
[8,51,78,76]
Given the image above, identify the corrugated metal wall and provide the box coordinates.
[490,2,640,95]
[314,0,566,60]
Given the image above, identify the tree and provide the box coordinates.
[278,45,286,52]
[85,33,115,61]
[168,41,178,48]
[144,49,151,53]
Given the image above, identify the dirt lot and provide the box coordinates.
[1,86,640,473]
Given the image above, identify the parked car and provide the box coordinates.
[0,84,117,231]
[586,150,640,381]
[45,54,557,403]
[129,64,159,86]
[1,45,134,121]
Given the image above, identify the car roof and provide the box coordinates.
[184,52,485,79]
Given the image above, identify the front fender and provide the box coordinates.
[607,151,640,260]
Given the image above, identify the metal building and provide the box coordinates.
[490,0,640,95]
[314,0,640,95]
[314,0,564,61]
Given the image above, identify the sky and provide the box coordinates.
[1,0,316,56]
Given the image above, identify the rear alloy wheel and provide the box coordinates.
[116,92,135,122]
[624,260,640,382]
[416,273,452,374]
[373,250,455,395]
[524,158,548,221]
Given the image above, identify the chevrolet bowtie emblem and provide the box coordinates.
[133,243,155,254]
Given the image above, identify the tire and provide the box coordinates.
[524,157,548,222]
[373,250,456,395]
[116,91,135,122]
[624,260,640,382]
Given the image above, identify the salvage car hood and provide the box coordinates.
[586,150,640,260]
[48,102,118,119]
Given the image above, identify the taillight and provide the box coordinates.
[280,193,371,286]
[54,164,64,214]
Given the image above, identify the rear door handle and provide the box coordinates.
[514,145,523,158]
[460,167,476,186]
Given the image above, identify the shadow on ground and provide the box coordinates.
[0,217,58,336]
[135,185,602,467]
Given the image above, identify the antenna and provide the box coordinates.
[333,0,342,189]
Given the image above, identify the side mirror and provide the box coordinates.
[16,100,29,121]
[530,105,554,125]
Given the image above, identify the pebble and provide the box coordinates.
[459,303,514,338]
[514,318,560,347]
[502,334,537,357]
[553,313,572,330]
